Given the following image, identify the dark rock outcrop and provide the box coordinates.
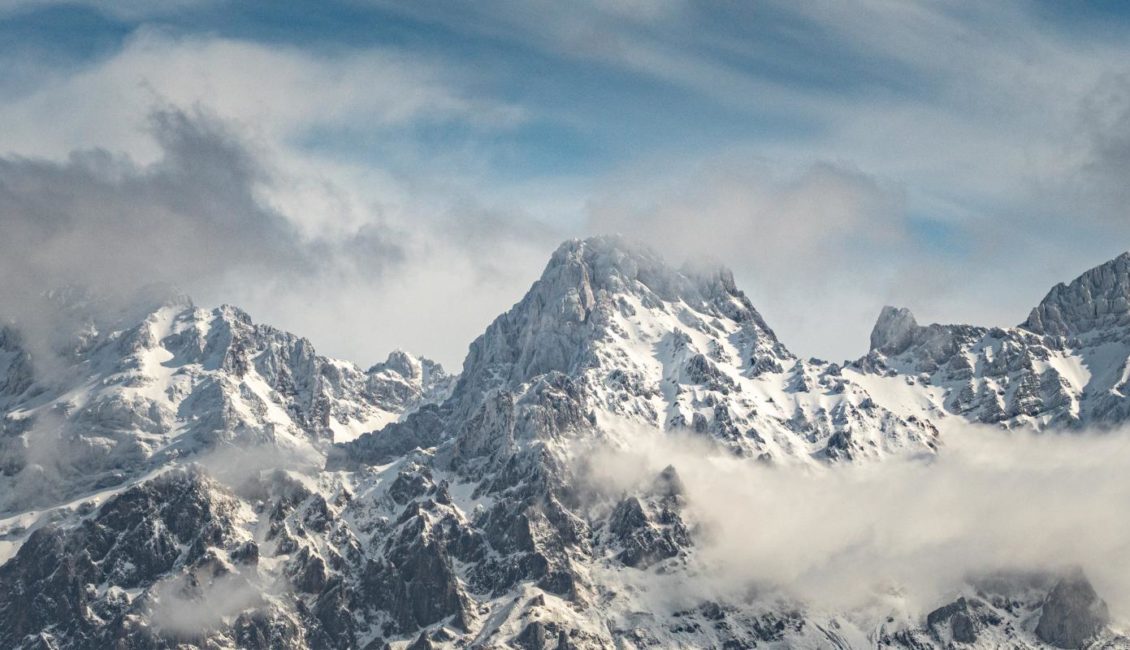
[1035,570,1110,648]
[925,597,977,644]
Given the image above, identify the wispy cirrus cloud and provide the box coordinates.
[0,29,526,162]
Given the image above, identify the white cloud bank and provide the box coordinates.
[580,422,1130,620]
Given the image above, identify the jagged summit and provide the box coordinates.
[870,251,1130,361]
[530,236,778,334]
[870,305,920,354]
[1024,251,1130,337]
[442,235,796,430]
[864,304,987,370]
[370,349,420,378]
[539,237,779,331]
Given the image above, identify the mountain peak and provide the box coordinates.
[1023,251,1130,337]
[454,236,788,397]
[544,235,671,300]
[545,236,779,332]
[870,305,920,354]
[370,349,422,379]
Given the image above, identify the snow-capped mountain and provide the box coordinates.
[0,293,452,515]
[339,237,939,469]
[1,236,1128,649]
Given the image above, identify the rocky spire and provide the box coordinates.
[869,305,920,354]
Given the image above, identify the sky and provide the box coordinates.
[2,1,1130,369]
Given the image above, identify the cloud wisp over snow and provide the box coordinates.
[2,1,1130,366]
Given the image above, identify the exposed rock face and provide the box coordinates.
[0,327,33,403]
[606,474,691,570]
[2,238,1130,648]
[1035,570,1111,648]
[867,306,987,368]
[0,469,257,649]
[366,350,454,415]
[1025,252,1130,337]
[925,597,979,644]
[870,306,921,355]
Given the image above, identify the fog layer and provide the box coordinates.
[581,423,1130,619]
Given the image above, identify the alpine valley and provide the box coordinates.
[2,236,1128,649]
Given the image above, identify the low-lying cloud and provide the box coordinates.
[579,422,1130,620]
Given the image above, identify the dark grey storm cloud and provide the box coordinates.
[0,107,403,305]
[0,107,408,369]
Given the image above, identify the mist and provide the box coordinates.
[579,422,1130,621]
[148,570,264,636]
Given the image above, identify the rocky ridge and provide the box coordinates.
[857,251,1130,429]
[1,237,1128,649]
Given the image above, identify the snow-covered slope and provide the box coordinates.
[1,237,1128,649]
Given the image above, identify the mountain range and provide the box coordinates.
[1,236,1128,649]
